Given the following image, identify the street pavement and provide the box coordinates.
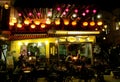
[37,75,120,82]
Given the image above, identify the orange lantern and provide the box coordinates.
[9,22,14,26]
[4,3,9,9]
[41,24,46,28]
[83,22,88,26]
[63,19,69,25]
[46,19,51,24]
[17,23,22,28]
[90,21,95,26]
[71,20,77,26]
[34,19,40,25]
[55,18,60,25]
[97,21,103,26]
[30,24,36,28]
[12,17,17,24]
[24,19,31,25]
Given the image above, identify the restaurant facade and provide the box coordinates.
[1,2,103,64]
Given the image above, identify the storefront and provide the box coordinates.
[8,4,102,64]
[9,30,100,64]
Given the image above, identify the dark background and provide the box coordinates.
[13,0,120,11]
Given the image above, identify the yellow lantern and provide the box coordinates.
[34,19,40,25]
[83,22,88,26]
[4,3,9,9]
[12,17,17,24]
[63,19,69,25]
[71,20,77,26]
[55,18,60,25]
[90,21,95,26]
[46,19,51,24]
[41,24,46,28]
[24,19,30,25]
[30,24,36,28]
[17,23,22,28]
[97,21,103,26]
[9,22,14,26]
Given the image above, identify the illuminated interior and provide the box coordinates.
[10,36,96,59]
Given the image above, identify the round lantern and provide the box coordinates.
[34,19,40,25]
[17,23,22,28]
[71,20,77,26]
[63,19,69,25]
[83,22,88,26]
[24,19,31,25]
[41,24,46,28]
[30,24,36,28]
[90,21,95,26]
[55,18,60,25]
[97,21,103,26]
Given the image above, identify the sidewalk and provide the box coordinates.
[37,75,120,82]
[103,75,120,82]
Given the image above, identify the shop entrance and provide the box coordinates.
[58,43,92,57]
[49,42,93,63]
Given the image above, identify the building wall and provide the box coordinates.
[10,38,57,59]
[10,36,96,60]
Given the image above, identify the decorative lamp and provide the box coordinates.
[41,24,46,28]
[34,19,40,25]
[97,21,103,26]
[46,19,51,24]
[93,9,97,14]
[83,22,88,26]
[12,17,17,24]
[47,11,52,17]
[24,19,30,25]
[57,7,61,11]
[4,3,9,9]
[63,19,69,25]
[17,23,22,28]
[9,22,14,26]
[90,21,95,26]
[18,13,22,16]
[74,9,78,13]
[86,9,90,13]
[71,20,77,26]
[30,24,36,28]
[55,18,60,25]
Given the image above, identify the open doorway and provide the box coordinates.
[58,42,93,62]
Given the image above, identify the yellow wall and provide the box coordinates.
[10,38,57,59]
[10,36,96,59]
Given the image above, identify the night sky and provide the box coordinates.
[13,0,120,11]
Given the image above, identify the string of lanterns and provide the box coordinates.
[9,18,103,29]
[9,4,103,30]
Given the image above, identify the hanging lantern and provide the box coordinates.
[83,22,88,26]
[12,17,17,24]
[4,3,9,9]
[63,19,69,25]
[41,24,46,28]
[97,21,103,26]
[17,23,22,28]
[47,11,52,17]
[9,21,14,26]
[34,19,40,25]
[71,20,77,26]
[90,21,95,26]
[55,18,60,25]
[24,19,30,25]
[30,24,36,28]
[46,18,51,24]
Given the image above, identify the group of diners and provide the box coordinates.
[10,53,106,82]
